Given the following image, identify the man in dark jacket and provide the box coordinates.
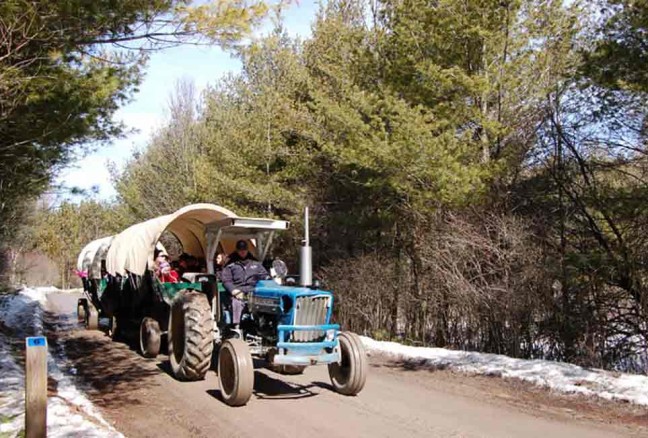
[221,240,270,326]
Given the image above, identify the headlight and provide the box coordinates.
[326,329,336,341]
[272,259,288,279]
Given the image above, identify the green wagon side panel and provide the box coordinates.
[158,281,203,303]
[152,277,224,306]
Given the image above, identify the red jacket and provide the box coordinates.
[159,270,179,283]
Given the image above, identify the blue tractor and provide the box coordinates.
[198,209,368,406]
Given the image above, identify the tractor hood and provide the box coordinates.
[252,280,334,327]
[253,280,333,299]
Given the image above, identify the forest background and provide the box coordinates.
[1,0,647,373]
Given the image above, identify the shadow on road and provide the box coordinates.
[54,321,161,409]
[252,371,319,400]
[156,360,174,376]
[206,370,324,404]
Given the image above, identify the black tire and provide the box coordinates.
[77,298,87,322]
[218,338,254,406]
[85,307,99,331]
[328,332,368,396]
[140,317,161,358]
[168,291,214,381]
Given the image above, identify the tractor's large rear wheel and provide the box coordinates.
[218,339,254,406]
[168,291,213,381]
[140,317,161,358]
[328,332,367,396]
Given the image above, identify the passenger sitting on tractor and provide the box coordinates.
[221,240,270,327]
[214,252,229,281]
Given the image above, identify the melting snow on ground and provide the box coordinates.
[0,286,122,437]
[361,336,648,406]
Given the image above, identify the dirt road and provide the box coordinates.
[46,292,647,438]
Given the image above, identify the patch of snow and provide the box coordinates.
[0,287,46,337]
[0,333,25,436]
[361,336,648,406]
[0,286,122,437]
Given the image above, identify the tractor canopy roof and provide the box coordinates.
[106,203,237,276]
[76,236,113,279]
[205,217,289,268]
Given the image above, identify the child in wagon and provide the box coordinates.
[154,250,179,283]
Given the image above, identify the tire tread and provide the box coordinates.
[169,291,214,381]
[328,331,368,396]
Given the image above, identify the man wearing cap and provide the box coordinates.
[221,240,270,328]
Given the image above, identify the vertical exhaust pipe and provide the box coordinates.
[300,207,313,286]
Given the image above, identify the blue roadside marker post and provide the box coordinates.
[25,336,47,438]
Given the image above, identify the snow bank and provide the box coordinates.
[361,336,648,405]
[0,286,122,437]
[0,333,24,435]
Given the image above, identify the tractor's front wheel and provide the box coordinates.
[140,317,161,358]
[328,332,367,396]
[168,291,214,380]
[218,339,254,406]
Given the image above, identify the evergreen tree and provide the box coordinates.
[0,0,277,245]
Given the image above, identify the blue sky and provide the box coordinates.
[55,1,319,201]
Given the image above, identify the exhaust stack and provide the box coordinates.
[299,207,313,286]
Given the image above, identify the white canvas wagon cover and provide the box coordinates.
[76,236,113,278]
[106,203,237,276]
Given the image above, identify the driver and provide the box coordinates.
[221,240,270,328]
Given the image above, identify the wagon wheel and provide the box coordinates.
[108,316,119,340]
[85,306,99,331]
[218,338,254,406]
[77,298,87,322]
[328,332,367,396]
[140,317,161,358]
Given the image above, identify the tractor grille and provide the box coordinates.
[293,295,330,342]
